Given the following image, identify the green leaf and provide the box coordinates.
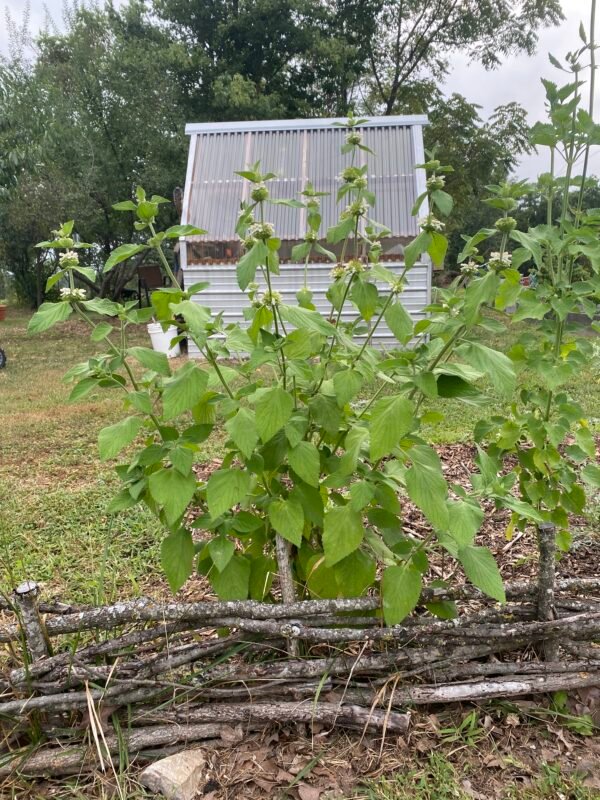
[333,369,363,407]
[382,565,422,625]
[431,189,453,216]
[463,270,500,325]
[27,302,72,334]
[127,391,153,416]
[458,545,505,603]
[323,505,364,566]
[405,447,449,530]
[46,270,66,291]
[82,297,121,316]
[288,441,320,487]
[448,500,484,544]
[149,468,197,524]
[306,554,339,599]
[309,394,342,435]
[384,301,413,342]
[501,497,545,522]
[127,346,171,377]
[279,304,337,337]
[73,265,97,283]
[404,232,431,268]
[334,550,376,597]
[425,599,458,620]
[582,464,600,488]
[338,426,368,476]
[428,231,448,267]
[350,279,378,321]
[268,497,304,546]
[436,373,486,405]
[161,529,194,592]
[210,555,251,600]
[254,387,294,442]
[98,416,142,460]
[69,377,100,402]
[169,300,211,336]
[104,244,147,273]
[165,224,207,238]
[369,395,414,460]
[113,200,137,211]
[107,488,138,514]
[162,362,209,419]
[208,535,235,572]
[327,215,355,244]
[249,555,277,600]
[456,341,516,397]
[225,408,258,458]
[164,445,190,476]
[90,321,113,342]
[206,470,251,520]
[237,242,268,290]
[349,481,375,511]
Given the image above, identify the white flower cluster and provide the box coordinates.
[346,131,363,146]
[330,264,346,280]
[346,259,366,275]
[60,287,87,301]
[460,260,480,276]
[59,250,80,267]
[342,199,368,219]
[488,251,512,270]
[263,290,282,306]
[419,215,445,233]
[248,222,275,241]
[426,175,446,191]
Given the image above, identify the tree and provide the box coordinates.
[0,3,189,305]
[423,94,533,268]
[364,0,563,114]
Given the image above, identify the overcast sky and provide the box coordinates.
[2,0,598,178]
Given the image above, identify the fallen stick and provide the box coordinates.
[138,700,411,734]
[2,578,599,642]
[0,723,237,779]
[341,671,600,706]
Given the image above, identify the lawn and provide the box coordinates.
[1,306,599,799]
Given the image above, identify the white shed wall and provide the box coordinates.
[184,261,430,358]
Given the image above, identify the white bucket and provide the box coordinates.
[147,323,181,358]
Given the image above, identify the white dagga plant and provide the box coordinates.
[29,20,600,619]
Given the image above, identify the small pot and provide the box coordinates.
[0,305,6,322]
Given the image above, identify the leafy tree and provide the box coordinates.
[364,0,564,114]
[0,2,187,305]
[424,94,533,269]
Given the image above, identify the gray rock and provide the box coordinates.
[139,749,207,800]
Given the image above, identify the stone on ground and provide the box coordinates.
[139,749,206,800]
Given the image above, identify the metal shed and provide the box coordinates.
[180,116,430,355]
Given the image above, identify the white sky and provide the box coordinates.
[2,0,599,178]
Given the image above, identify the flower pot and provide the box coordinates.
[0,305,6,322]
[147,323,180,358]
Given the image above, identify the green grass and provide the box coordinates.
[355,756,598,800]
[0,309,168,602]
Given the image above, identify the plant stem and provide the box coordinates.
[201,341,235,400]
[149,223,181,291]
[72,303,165,436]
[352,289,394,363]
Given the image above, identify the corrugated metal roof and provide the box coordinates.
[182,116,427,244]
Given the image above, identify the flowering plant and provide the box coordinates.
[28,28,600,619]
